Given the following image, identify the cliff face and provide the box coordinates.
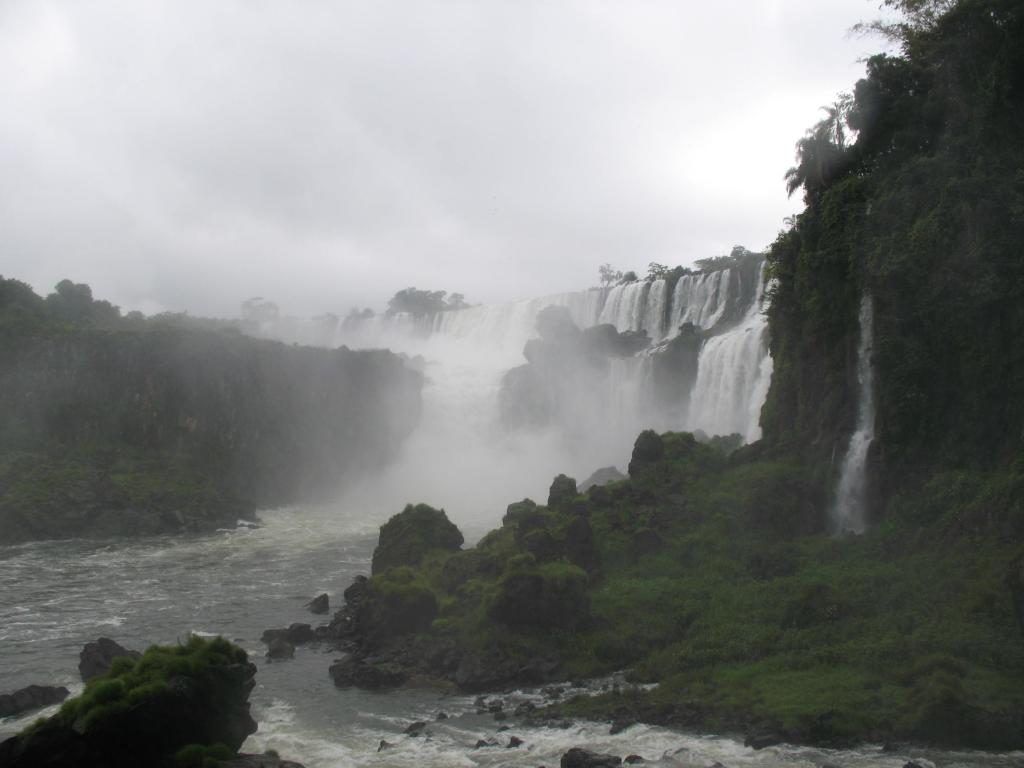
[761,0,1024,523]
[0,325,422,543]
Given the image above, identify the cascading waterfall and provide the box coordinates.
[332,256,774,523]
[831,295,876,534]
[686,264,772,441]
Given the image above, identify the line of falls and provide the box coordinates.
[324,257,773,526]
[831,295,876,534]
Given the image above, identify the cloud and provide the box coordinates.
[0,0,883,317]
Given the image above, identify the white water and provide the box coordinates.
[831,295,876,534]
[687,265,772,442]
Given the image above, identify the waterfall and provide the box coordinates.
[831,295,876,534]
[686,264,771,441]
[330,257,774,523]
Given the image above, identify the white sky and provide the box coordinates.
[0,0,889,317]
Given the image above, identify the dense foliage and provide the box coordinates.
[763,0,1024,519]
[0,637,256,768]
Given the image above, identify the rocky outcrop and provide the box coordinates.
[306,594,329,615]
[627,430,665,477]
[0,637,258,768]
[0,686,69,718]
[371,504,464,575]
[0,323,423,544]
[78,638,140,682]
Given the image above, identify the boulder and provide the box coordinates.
[548,474,578,509]
[0,637,258,768]
[0,685,69,718]
[78,637,141,682]
[561,747,623,768]
[266,638,295,660]
[508,735,524,747]
[306,593,329,615]
[744,733,785,750]
[628,430,665,477]
[221,754,306,768]
[371,504,463,575]
[404,721,427,736]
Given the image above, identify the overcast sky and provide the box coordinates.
[0,1,889,317]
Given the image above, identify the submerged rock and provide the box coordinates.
[0,685,69,719]
[78,637,140,682]
[266,638,295,660]
[561,746,623,767]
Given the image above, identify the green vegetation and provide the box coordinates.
[353,431,1024,748]
[0,277,423,543]
[2,637,257,768]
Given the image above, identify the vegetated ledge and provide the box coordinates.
[0,279,424,544]
[0,635,304,768]
[321,430,1024,752]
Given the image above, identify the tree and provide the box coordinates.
[598,263,622,286]
[647,262,670,280]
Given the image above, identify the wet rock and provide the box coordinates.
[744,733,784,750]
[285,623,314,644]
[503,498,539,528]
[475,739,498,749]
[625,757,645,765]
[561,747,623,768]
[628,430,664,477]
[78,637,141,682]
[0,685,69,718]
[436,711,449,720]
[222,754,307,768]
[514,701,537,717]
[306,593,329,615]
[266,638,295,660]
[377,740,393,752]
[508,735,524,748]
[404,721,427,737]
[609,716,635,735]
[548,474,578,509]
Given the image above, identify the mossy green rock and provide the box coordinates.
[371,504,464,575]
[0,636,257,768]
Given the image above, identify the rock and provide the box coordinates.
[503,498,539,528]
[0,637,258,768]
[221,754,307,768]
[488,565,590,630]
[436,711,449,720]
[548,474,578,509]
[0,685,69,718]
[514,701,537,717]
[371,503,464,575]
[306,593,329,615]
[343,575,370,606]
[508,735,524,748]
[377,740,393,752]
[404,721,427,736]
[285,623,314,644]
[744,733,784,750]
[561,747,623,767]
[579,466,627,491]
[628,430,665,477]
[609,716,635,734]
[625,757,645,765]
[78,637,140,682]
[475,739,498,749]
[266,638,295,660]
